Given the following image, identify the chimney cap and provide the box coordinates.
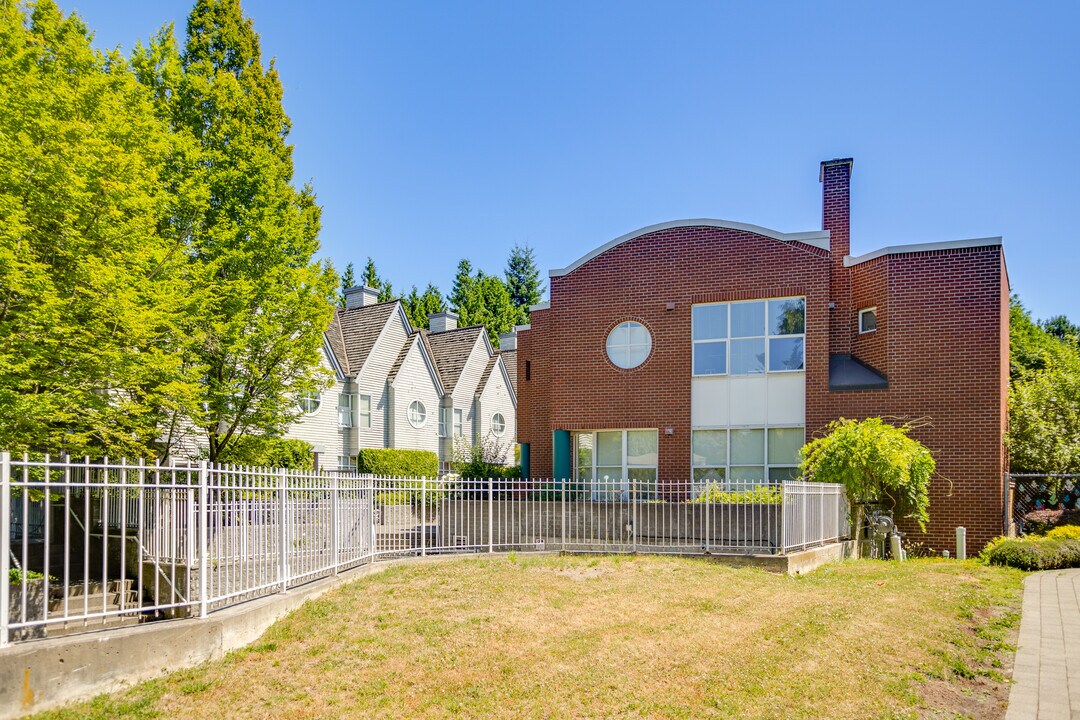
[344,285,381,309]
[819,158,854,181]
[428,310,459,321]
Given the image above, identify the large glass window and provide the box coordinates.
[692,297,805,376]
[453,408,463,436]
[574,429,658,499]
[690,426,805,492]
[606,322,652,369]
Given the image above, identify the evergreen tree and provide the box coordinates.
[360,257,380,289]
[402,283,445,329]
[135,0,337,462]
[0,1,197,457]
[455,272,518,347]
[449,259,474,313]
[338,261,356,307]
[505,242,545,325]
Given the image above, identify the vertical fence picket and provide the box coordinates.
[1,452,10,647]
[198,461,209,619]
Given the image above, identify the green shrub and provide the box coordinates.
[214,436,315,470]
[688,484,782,505]
[1047,525,1080,541]
[981,536,1080,570]
[9,568,45,583]
[357,448,438,478]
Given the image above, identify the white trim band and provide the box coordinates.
[844,237,1002,267]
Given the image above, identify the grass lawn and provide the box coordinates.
[34,555,1024,720]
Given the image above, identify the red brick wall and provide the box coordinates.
[823,160,853,357]
[517,224,830,490]
[516,217,1008,551]
[809,246,1008,550]
[851,256,889,375]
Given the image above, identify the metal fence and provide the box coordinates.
[1011,473,1080,534]
[2,453,847,645]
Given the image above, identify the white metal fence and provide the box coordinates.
[2,453,847,645]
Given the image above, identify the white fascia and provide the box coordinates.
[549,219,831,278]
[843,237,1003,267]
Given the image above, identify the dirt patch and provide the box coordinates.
[915,602,1021,719]
[554,565,609,580]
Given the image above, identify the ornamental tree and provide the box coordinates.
[800,418,935,536]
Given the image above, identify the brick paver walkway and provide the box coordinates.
[1006,569,1080,720]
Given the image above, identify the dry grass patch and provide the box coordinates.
[34,555,1023,720]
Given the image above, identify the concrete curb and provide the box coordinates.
[0,546,847,717]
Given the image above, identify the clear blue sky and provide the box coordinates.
[68,0,1079,322]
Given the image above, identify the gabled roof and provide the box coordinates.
[498,349,517,393]
[424,325,486,394]
[387,332,446,396]
[477,353,518,408]
[323,301,399,376]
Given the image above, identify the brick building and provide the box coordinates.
[516,158,1009,549]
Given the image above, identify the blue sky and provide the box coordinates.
[68,1,1079,321]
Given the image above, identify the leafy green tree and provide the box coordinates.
[135,0,337,462]
[1008,298,1080,474]
[801,418,935,541]
[0,0,198,458]
[402,283,445,329]
[1041,315,1080,351]
[338,262,356,307]
[505,242,545,325]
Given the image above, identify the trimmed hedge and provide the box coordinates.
[981,536,1080,571]
[357,448,438,478]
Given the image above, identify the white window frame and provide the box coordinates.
[573,429,659,500]
[491,412,506,436]
[337,455,356,472]
[357,394,372,429]
[691,297,806,377]
[337,393,354,428]
[453,408,463,437]
[605,321,652,370]
[690,424,804,494]
[438,407,448,438]
[859,307,878,334]
[407,400,427,429]
[298,391,321,414]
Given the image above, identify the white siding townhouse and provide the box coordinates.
[283,286,517,471]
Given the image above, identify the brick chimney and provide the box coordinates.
[344,285,381,309]
[428,311,459,333]
[821,158,854,355]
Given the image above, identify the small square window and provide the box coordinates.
[859,307,877,334]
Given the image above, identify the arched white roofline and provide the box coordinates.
[549,219,830,278]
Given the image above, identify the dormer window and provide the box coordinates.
[859,307,878,334]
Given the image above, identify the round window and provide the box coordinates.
[298,391,321,414]
[407,400,427,428]
[491,413,506,436]
[606,321,652,369]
